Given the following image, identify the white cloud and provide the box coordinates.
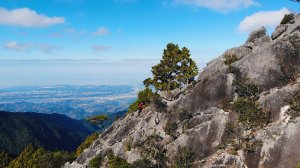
[37,44,62,54]
[238,8,291,33]
[0,7,65,27]
[4,41,32,51]
[4,41,61,53]
[93,27,110,36]
[91,45,112,52]
[175,0,259,12]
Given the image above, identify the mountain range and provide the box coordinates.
[0,111,98,156]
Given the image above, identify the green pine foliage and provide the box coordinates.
[131,158,155,168]
[89,155,103,168]
[106,151,156,168]
[164,121,178,139]
[107,151,131,168]
[281,13,294,24]
[146,43,198,91]
[76,133,99,156]
[233,98,268,129]
[234,80,260,101]
[174,146,195,168]
[143,78,153,88]
[8,144,75,168]
[127,87,165,114]
[0,151,12,168]
[123,137,133,151]
[127,87,154,113]
[288,92,300,119]
[142,134,167,167]
[224,54,239,65]
[86,115,108,128]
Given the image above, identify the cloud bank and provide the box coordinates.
[4,41,32,51]
[0,7,65,27]
[4,41,61,53]
[238,8,291,33]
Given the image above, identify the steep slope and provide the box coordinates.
[66,14,300,168]
[0,111,98,156]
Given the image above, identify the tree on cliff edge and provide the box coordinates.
[144,43,198,91]
[86,115,108,129]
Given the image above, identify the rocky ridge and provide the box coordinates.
[65,13,300,168]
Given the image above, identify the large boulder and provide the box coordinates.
[246,26,267,43]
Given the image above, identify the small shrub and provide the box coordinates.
[89,155,102,168]
[288,92,300,119]
[164,121,178,138]
[179,109,193,122]
[127,88,166,114]
[233,98,268,129]
[174,146,195,168]
[227,65,240,74]
[229,150,238,155]
[127,87,155,114]
[131,158,155,168]
[76,133,99,156]
[107,151,131,168]
[227,142,241,155]
[224,54,239,65]
[142,134,167,167]
[281,13,294,25]
[243,140,263,153]
[279,56,296,82]
[224,122,236,136]
[218,143,228,150]
[123,137,132,151]
[153,147,167,168]
[234,80,259,101]
[182,121,190,133]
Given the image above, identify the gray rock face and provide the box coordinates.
[159,88,182,101]
[246,26,267,43]
[272,24,288,40]
[66,14,300,168]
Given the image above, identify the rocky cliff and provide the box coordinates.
[65,13,300,168]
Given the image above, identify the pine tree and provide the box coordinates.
[146,43,198,91]
[86,115,108,128]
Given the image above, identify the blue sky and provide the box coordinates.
[0,0,299,87]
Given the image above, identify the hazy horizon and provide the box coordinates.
[0,58,204,88]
